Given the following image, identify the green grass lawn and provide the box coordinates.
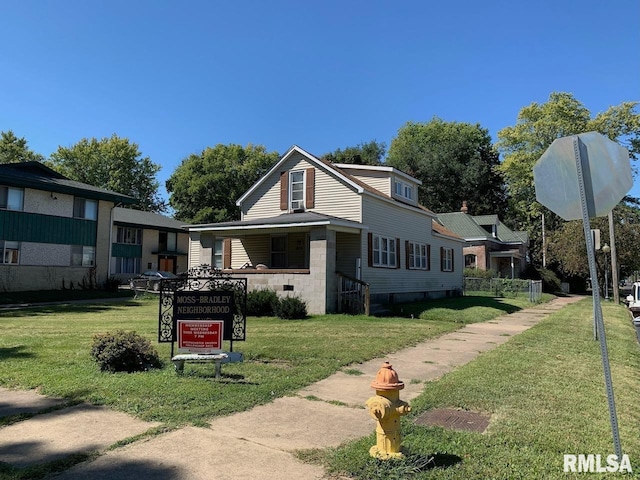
[0,294,545,427]
[317,298,640,479]
[9,292,623,480]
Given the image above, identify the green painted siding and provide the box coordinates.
[0,210,97,246]
[112,243,142,258]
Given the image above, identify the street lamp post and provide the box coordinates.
[602,243,611,300]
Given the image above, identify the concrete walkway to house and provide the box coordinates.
[0,295,583,479]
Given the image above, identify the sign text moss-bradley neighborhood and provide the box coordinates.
[173,291,234,341]
[175,293,233,315]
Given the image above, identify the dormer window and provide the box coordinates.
[290,170,305,211]
[280,168,315,212]
[394,180,413,201]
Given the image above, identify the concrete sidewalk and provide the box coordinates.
[0,295,582,479]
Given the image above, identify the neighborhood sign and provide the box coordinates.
[173,291,234,347]
[177,320,223,353]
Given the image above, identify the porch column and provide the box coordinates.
[309,227,337,314]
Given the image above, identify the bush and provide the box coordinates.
[275,296,307,319]
[464,268,497,279]
[246,288,279,316]
[104,276,121,292]
[522,265,562,293]
[91,330,162,373]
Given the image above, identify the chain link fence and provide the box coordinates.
[464,277,543,303]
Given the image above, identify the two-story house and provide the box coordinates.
[437,203,529,278]
[111,207,190,283]
[187,145,464,314]
[0,161,135,291]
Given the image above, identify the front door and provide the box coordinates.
[159,256,176,273]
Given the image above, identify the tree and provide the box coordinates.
[49,135,165,213]
[322,140,386,166]
[386,118,506,215]
[547,204,640,287]
[496,92,640,265]
[166,144,280,223]
[0,130,44,163]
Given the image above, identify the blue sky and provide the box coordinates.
[1,0,639,205]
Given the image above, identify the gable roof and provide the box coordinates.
[236,145,435,217]
[436,212,492,240]
[437,212,527,245]
[0,161,136,205]
[236,145,365,206]
[431,219,464,241]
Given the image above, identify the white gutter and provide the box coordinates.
[188,219,368,233]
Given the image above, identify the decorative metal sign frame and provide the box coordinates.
[158,265,247,357]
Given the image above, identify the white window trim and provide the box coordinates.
[373,234,396,268]
[408,241,428,270]
[394,179,413,201]
[117,226,142,245]
[442,247,453,272]
[213,238,224,269]
[289,170,306,211]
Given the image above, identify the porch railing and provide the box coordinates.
[337,272,370,315]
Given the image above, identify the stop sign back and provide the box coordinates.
[533,131,631,220]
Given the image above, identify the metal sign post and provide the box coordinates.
[534,132,631,461]
[572,136,621,459]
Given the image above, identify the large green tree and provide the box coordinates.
[49,135,165,213]
[166,144,280,223]
[386,118,506,215]
[496,92,640,265]
[322,140,386,166]
[547,204,640,286]
[0,130,44,163]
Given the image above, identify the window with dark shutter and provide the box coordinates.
[280,172,288,210]
[305,168,315,209]
[223,238,232,268]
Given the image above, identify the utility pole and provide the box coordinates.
[608,210,619,304]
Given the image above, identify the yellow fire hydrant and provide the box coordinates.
[365,362,411,459]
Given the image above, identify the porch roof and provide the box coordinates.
[187,211,366,235]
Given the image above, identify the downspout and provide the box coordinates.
[108,202,123,278]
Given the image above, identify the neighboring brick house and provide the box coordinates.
[187,145,464,314]
[111,208,190,283]
[0,161,135,291]
[437,204,529,278]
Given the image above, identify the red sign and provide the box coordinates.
[177,320,223,353]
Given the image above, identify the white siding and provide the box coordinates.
[189,232,201,268]
[241,153,361,222]
[340,170,391,196]
[361,195,463,297]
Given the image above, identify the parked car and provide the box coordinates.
[130,270,178,291]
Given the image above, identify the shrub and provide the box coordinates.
[522,265,562,293]
[275,296,307,319]
[91,330,162,373]
[246,288,279,316]
[104,276,121,292]
[464,268,497,279]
